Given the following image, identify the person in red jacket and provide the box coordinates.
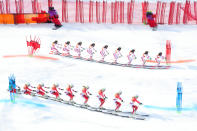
[50,84,60,98]
[23,83,32,95]
[97,88,107,108]
[65,84,77,102]
[130,95,142,114]
[113,91,123,111]
[81,86,92,105]
[36,83,46,96]
[146,11,157,31]
[52,15,62,29]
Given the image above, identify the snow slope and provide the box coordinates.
[0,23,197,131]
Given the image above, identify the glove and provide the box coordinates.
[121,100,124,102]
[139,103,143,105]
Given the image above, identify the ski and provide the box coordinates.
[9,89,146,120]
[52,53,170,70]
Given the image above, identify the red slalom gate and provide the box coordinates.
[26,36,41,56]
[166,40,171,65]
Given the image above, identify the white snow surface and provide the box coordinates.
[0,23,197,131]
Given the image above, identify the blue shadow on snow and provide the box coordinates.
[0,99,46,108]
[144,105,197,111]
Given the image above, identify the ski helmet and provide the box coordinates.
[134,95,139,98]
[118,91,122,95]
[78,42,82,46]
[144,51,148,54]
[117,47,121,51]
[26,83,30,86]
[101,88,106,92]
[83,86,89,89]
[70,84,74,88]
[66,41,70,45]
[131,49,135,53]
[158,52,162,56]
[104,45,108,49]
[54,83,59,87]
[146,11,153,17]
[40,83,44,87]
[91,43,95,47]
[54,40,58,44]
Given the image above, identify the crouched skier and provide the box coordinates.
[23,83,33,95]
[113,91,123,112]
[65,84,77,103]
[80,86,92,106]
[130,95,142,115]
[97,88,107,109]
[50,84,60,99]
[36,83,48,97]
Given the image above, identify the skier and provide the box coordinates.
[23,83,32,95]
[52,15,62,29]
[80,86,92,105]
[100,45,109,61]
[49,40,59,55]
[74,42,84,57]
[141,51,151,65]
[97,88,107,108]
[130,95,142,114]
[127,49,137,65]
[48,7,58,23]
[50,83,60,98]
[87,43,97,60]
[113,47,122,63]
[62,41,72,56]
[48,7,62,29]
[36,83,47,96]
[65,84,77,103]
[155,52,165,66]
[113,91,123,111]
[146,11,157,31]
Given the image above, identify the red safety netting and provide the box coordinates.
[0,0,197,25]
